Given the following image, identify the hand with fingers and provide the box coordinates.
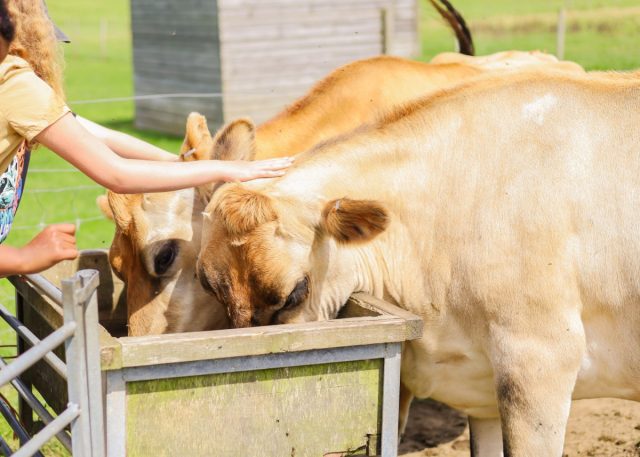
[18,224,79,274]
[218,156,295,182]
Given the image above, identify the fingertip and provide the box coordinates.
[56,223,77,234]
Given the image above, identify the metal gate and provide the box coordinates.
[0,270,104,457]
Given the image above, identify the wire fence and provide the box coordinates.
[69,92,223,105]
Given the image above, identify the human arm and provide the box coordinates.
[35,113,293,194]
[0,224,78,278]
[75,115,178,162]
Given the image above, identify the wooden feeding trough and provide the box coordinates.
[11,250,422,456]
[130,0,420,135]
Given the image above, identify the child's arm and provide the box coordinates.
[75,115,178,162]
[35,113,292,194]
[0,224,78,278]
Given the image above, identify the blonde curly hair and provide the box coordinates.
[6,0,65,99]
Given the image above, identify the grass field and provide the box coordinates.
[0,0,639,454]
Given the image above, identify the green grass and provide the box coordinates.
[1,0,640,453]
[420,0,640,69]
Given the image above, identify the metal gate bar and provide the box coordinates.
[0,435,13,455]
[0,304,68,379]
[0,322,75,387]
[0,270,104,457]
[0,394,44,457]
[11,405,79,457]
[0,357,72,451]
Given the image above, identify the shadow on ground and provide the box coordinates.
[399,399,467,454]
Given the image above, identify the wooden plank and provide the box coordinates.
[219,21,381,43]
[131,0,216,12]
[131,24,219,39]
[220,30,380,50]
[11,279,63,330]
[132,30,218,43]
[131,9,216,22]
[221,46,381,70]
[116,315,415,368]
[135,102,223,122]
[135,109,224,137]
[223,59,383,90]
[134,65,221,83]
[136,100,222,121]
[100,327,122,371]
[133,52,221,69]
[220,8,382,28]
[223,75,329,92]
[125,360,381,456]
[220,0,387,11]
[349,293,423,341]
[133,76,218,94]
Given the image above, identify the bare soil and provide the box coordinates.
[399,398,640,457]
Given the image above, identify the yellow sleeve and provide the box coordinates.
[0,70,70,142]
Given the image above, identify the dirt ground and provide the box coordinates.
[399,398,640,457]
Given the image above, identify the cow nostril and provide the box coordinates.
[250,315,261,326]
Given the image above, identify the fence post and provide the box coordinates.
[556,6,566,59]
[381,6,395,55]
[62,269,105,457]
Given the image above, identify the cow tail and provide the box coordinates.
[427,0,475,56]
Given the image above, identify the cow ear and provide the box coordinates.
[180,112,214,162]
[96,195,114,221]
[107,191,141,234]
[321,198,389,244]
[211,118,257,162]
[211,186,277,236]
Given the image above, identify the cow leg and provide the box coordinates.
[469,417,503,457]
[398,381,413,439]
[490,318,584,457]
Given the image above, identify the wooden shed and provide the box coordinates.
[130,0,420,135]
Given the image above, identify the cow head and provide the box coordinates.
[197,170,389,328]
[98,113,257,335]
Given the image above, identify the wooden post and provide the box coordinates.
[556,6,566,60]
[100,19,108,58]
[381,6,395,55]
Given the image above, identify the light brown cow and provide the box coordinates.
[196,69,640,456]
[100,51,583,337]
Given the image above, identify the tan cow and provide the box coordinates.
[196,69,640,456]
[100,51,584,337]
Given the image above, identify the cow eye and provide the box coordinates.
[283,277,309,310]
[154,241,178,276]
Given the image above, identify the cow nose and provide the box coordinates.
[250,315,261,326]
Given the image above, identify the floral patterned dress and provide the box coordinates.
[0,141,30,243]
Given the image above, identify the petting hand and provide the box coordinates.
[218,157,294,182]
[18,224,79,274]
